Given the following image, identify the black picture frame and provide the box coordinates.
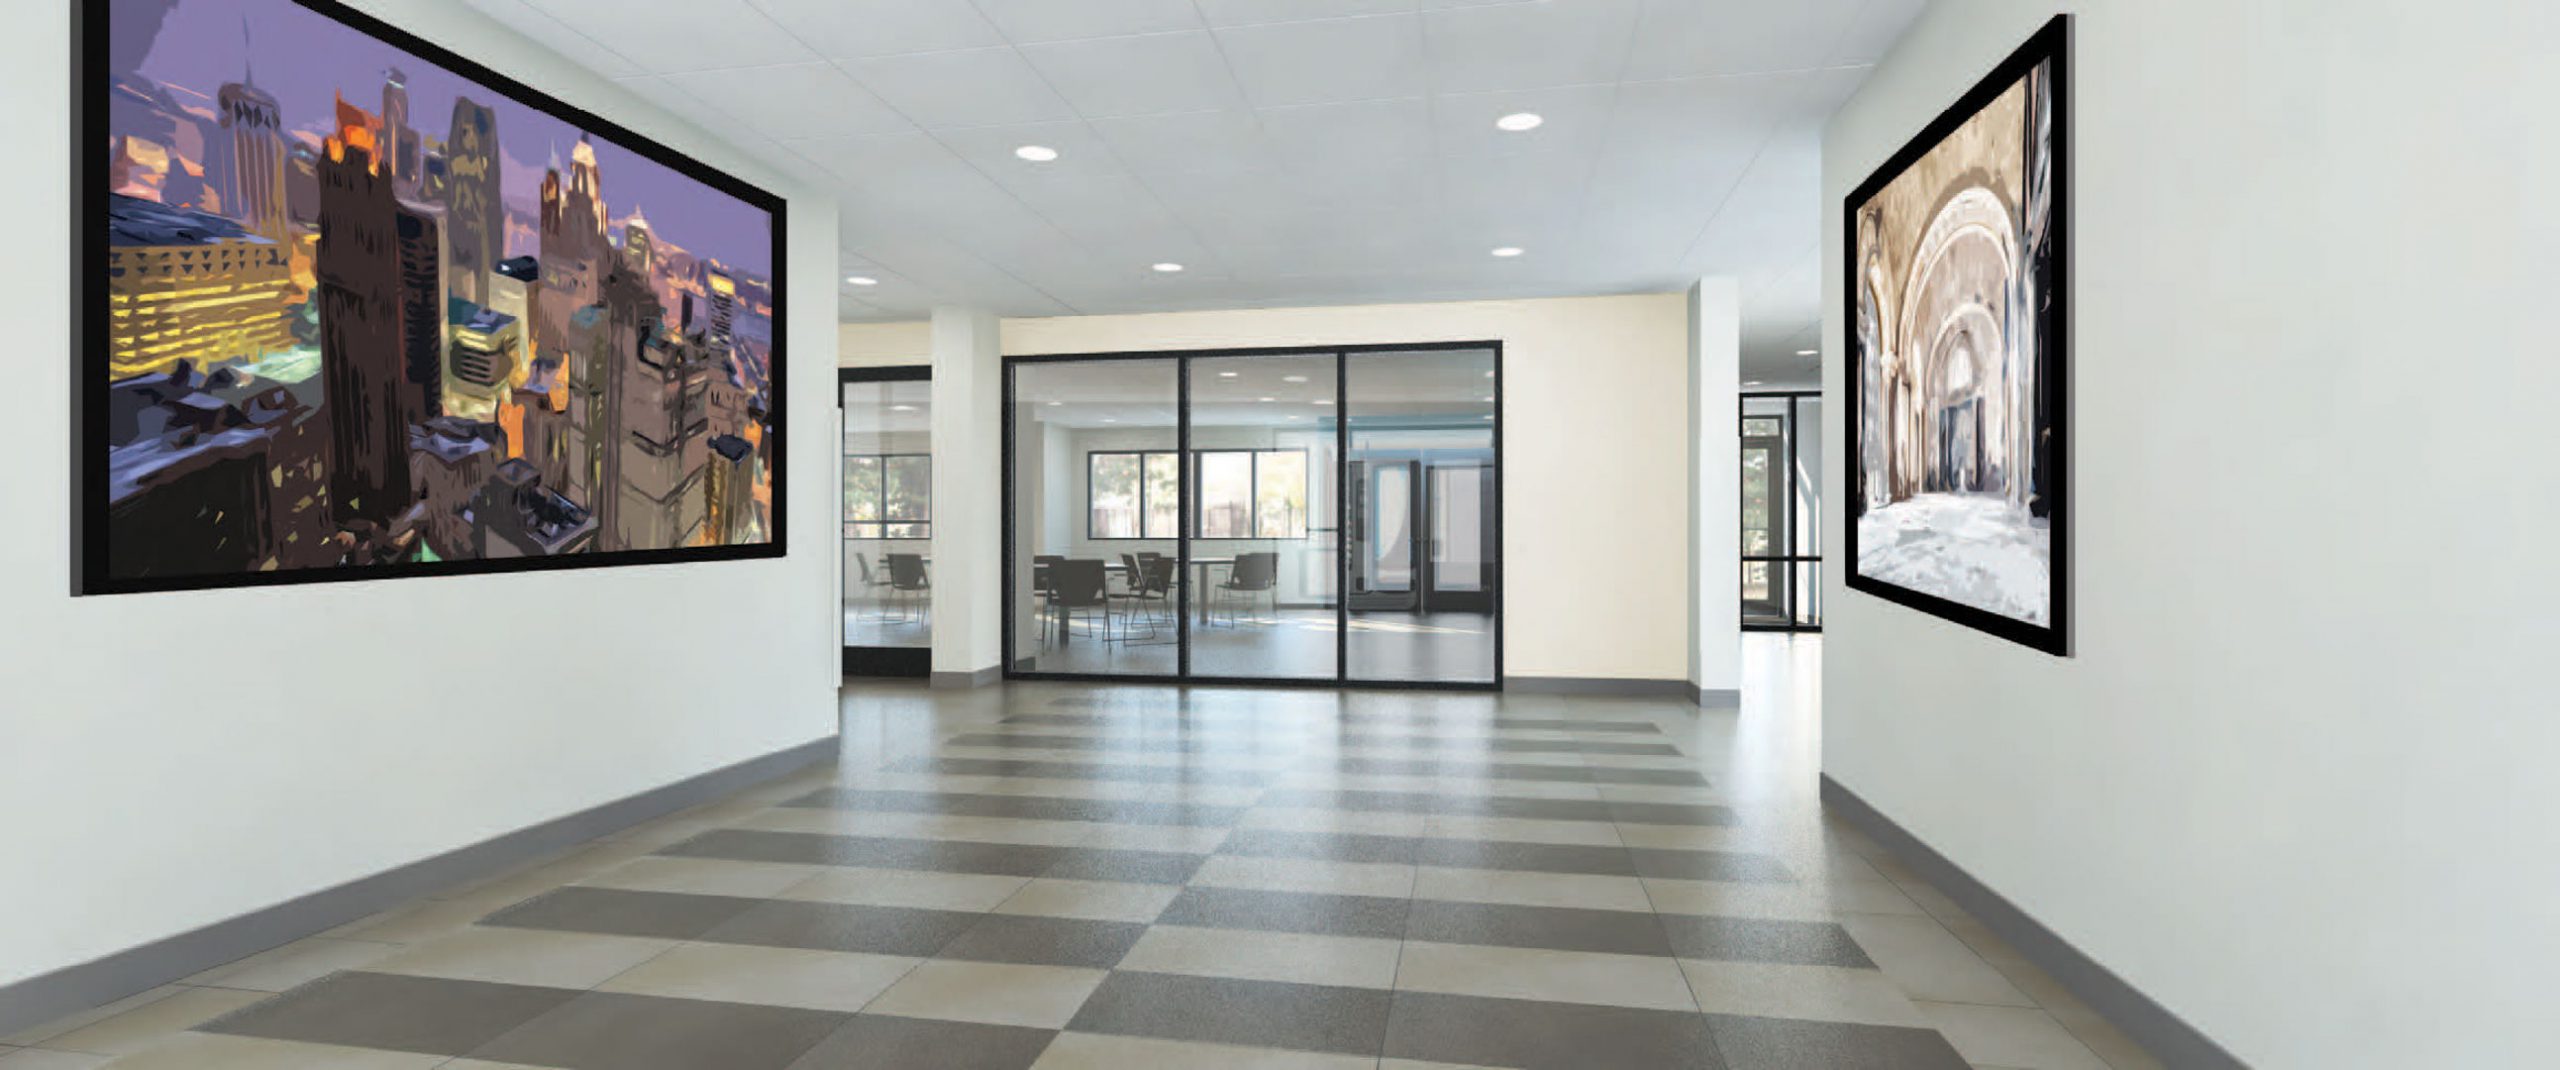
[1841,13,2069,655]
[75,0,789,596]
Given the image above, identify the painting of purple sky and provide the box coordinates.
[91,0,783,589]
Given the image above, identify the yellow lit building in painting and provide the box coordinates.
[106,194,296,378]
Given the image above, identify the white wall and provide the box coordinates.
[1823,3,2555,1066]
[1003,295,1697,683]
[0,1,840,988]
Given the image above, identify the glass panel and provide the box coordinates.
[1144,452,1180,539]
[1258,450,1309,538]
[1197,451,1254,538]
[1347,348,1497,685]
[1011,359,1178,677]
[1430,465,1484,591]
[843,377,931,651]
[1089,453,1141,539]
[1187,353,1339,681]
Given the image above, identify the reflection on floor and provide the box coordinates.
[844,603,930,650]
[2,637,2163,1068]
[1020,608,1495,682]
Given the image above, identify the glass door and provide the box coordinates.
[1345,347,1499,685]
[842,367,932,677]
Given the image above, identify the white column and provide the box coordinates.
[1688,279,1742,704]
[929,306,1003,684]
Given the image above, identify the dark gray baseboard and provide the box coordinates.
[0,736,837,1039]
[1693,686,1740,707]
[930,665,1002,689]
[1503,676,1696,699]
[1819,775,2246,1070]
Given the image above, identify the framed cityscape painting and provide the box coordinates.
[1844,15,2068,654]
[77,0,787,595]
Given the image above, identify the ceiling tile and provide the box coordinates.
[1831,0,1928,65]
[929,122,1120,175]
[1432,83,1616,159]
[659,63,914,139]
[1622,0,1865,81]
[1195,0,1420,28]
[1257,97,1434,163]
[844,47,1079,129]
[1089,110,1281,179]
[747,0,1007,58]
[971,0,1204,43]
[1019,32,1250,119]
[1213,14,1428,107]
[460,0,643,77]
[525,0,816,72]
[1421,0,1643,94]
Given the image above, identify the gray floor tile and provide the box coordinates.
[1334,756,1594,783]
[1607,801,1742,826]
[701,900,984,956]
[1381,990,1725,1069]
[893,757,1267,787]
[1403,899,1672,956]
[1584,766,1716,786]
[1157,886,1411,939]
[783,1014,1056,1070]
[1041,847,1207,885]
[934,914,1148,968]
[662,829,1064,876]
[1703,1012,1971,1070]
[471,991,846,1070]
[1218,828,1422,864]
[1065,972,1391,1057]
[1485,718,1665,734]
[1412,838,1637,877]
[198,972,577,1056]
[1660,915,1875,968]
[788,789,1243,827]
[1627,847,1797,882]
[478,887,760,941]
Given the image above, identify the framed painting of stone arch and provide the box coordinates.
[76,0,787,595]
[1844,14,2067,654]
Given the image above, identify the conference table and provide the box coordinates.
[1050,556,1235,646]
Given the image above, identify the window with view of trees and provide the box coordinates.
[845,453,931,539]
[1089,449,1308,540]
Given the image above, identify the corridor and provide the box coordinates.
[0,639,2150,1069]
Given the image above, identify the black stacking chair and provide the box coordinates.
[885,553,931,624]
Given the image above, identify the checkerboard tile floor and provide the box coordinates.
[2,642,2163,1069]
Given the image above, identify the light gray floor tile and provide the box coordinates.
[1916,1002,2113,1070]
[32,988,270,1057]
[863,960,1108,1029]
[1393,941,1698,1012]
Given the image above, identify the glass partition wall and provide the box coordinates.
[843,367,933,676]
[1005,344,1499,689]
[1741,390,1823,631]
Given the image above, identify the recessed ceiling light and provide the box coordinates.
[1496,112,1544,132]
[1282,375,1308,383]
[1101,417,1118,423]
[1744,380,1764,386]
[1481,396,1495,403]
[845,275,877,286]
[1015,145,1059,162]
[1258,396,1276,403]
[1314,399,1334,406]
[890,404,916,412]
[1045,401,1062,407]
[1481,414,1495,420]
[1152,262,1184,273]
[1491,246,1524,258]
[1218,371,1239,378]
[1484,370,1496,378]
[1796,349,1817,356]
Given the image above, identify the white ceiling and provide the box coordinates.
[459,0,1924,383]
